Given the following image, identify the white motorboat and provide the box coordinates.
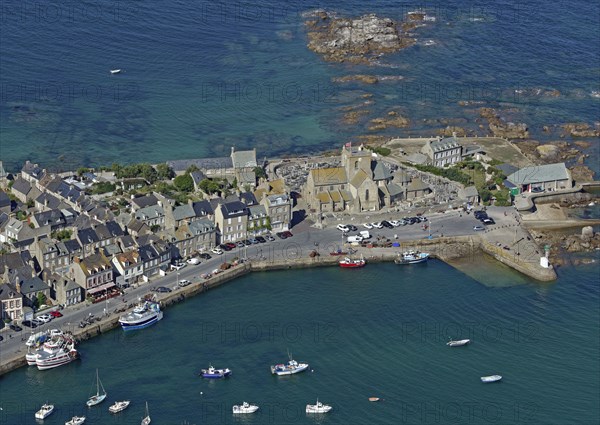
[232,402,259,414]
[35,336,78,370]
[119,301,163,331]
[110,69,122,75]
[109,400,130,413]
[35,403,54,419]
[65,416,86,425]
[306,400,332,414]
[141,401,151,425]
[86,369,107,407]
[447,338,470,347]
[481,375,502,383]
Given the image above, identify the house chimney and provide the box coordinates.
[452,131,457,138]
[15,281,21,293]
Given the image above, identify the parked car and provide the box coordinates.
[249,238,260,244]
[482,218,495,225]
[187,258,200,265]
[531,187,544,193]
[276,232,288,239]
[154,286,172,293]
[225,242,237,250]
[255,236,267,243]
[474,211,487,219]
[219,244,232,251]
[178,279,191,287]
[347,224,358,231]
[380,220,394,229]
[419,216,428,222]
[35,314,52,323]
[9,324,23,331]
[199,253,212,260]
[363,223,374,229]
[21,320,38,328]
[212,268,223,275]
[336,224,349,232]
[211,247,224,255]
[49,311,63,318]
[170,262,186,271]
[236,241,245,248]
[282,231,293,238]
[473,225,485,231]
[371,222,383,229]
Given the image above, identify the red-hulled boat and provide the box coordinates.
[338,256,366,268]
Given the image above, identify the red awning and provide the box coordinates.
[87,282,117,295]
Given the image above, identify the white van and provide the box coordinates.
[347,235,364,243]
[359,230,371,239]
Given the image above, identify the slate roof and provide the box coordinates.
[11,177,31,195]
[0,190,10,209]
[248,205,267,219]
[192,200,213,217]
[188,219,215,234]
[21,161,44,180]
[77,227,100,244]
[371,161,391,181]
[496,163,519,176]
[0,252,27,274]
[63,239,82,254]
[0,283,21,301]
[405,153,429,165]
[387,183,404,197]
[77,252,111,276]
[507,163,569,185]
[19,277,48,295]
[190,171,206,186]
[167,157,233,172]
[173,204,195,222]
[33,209,65,227]
[135,205,164,221]
[238,170,256,184]
[406,178,430,192]
[131,193,159,210]
[430,136,461,152]
[35,193,61,210]
[239,191,258,206]
[219,201,248,219]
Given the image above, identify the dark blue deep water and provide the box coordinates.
[0,0,598,172]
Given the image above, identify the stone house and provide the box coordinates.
[247,205,269,236]
[137,236,171,277]
[111,250,144,287]
[405,178,432,200]
[46,273,82,306]
[70,252,115,299]
[0,283,24,321]
[214,200,249,243]
[261,193,291,232]
[506,163,572,193]
[421,136,463,167]
[18,276,51,308]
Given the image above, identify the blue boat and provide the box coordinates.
[118,301,163,331]
[200,365,232,379]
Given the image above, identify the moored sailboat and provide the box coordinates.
[86,369,107,407]
[141,401,151,425]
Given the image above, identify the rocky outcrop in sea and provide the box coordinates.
[303,10,418,64]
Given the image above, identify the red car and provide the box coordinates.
[283,231,293,238]
[225,242,237,250]
[50,311,63,318]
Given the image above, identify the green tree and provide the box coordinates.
[174,174,194,192]
[76,167,91,177]
[253,166,267,180]
[139,163,158,184]
[186,164,200,174]
[198,178,221,194]
[156,163,175,180]
[36,292,47,308]
[52,229,72,241]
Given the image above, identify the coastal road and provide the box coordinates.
[0,207,516,365]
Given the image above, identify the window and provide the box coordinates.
[227,218,232,224]
[365,189,369,201]
[238,216,242,223]
[354,161,358,170]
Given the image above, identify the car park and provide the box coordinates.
[256,236,267,243]
[473,225,485,231]
[363,223,374,229]
[155,286,172,293]
[9,324,22,331]
[50,311,63,318]
[178,279,191,287]
[187,258,200,265]
[199,253,212,260]
[336,224,350,232]
[211,247,223,255]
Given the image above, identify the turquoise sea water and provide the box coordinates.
[1,0,599,173]
[1,259,598,425]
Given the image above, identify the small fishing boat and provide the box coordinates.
[35,403,54,419]
[447,338,470,347]
[338,256,366,268]
[109,400,130,413]
[141,402,151,425]
[232,402,259,414]
[65,416,86,425]
[481,375,502,383]
[368,397,380,402]
[271,352,309,376]
[306,400,332,414]
[394,250,429,265]
[86,369,107,407]
[110,69,122,75]
[200,365,232,379]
